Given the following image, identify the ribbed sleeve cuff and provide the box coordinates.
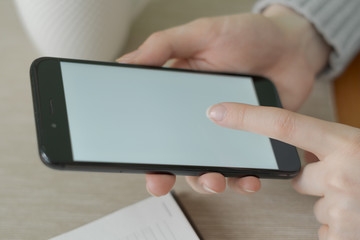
[253,0,360,81]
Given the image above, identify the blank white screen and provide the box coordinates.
[61,62,278,170]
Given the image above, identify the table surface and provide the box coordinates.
[334,53,360,128]
[0,1,336,239]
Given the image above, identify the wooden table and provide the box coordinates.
[334,53,360,128]
[0,1,325,239]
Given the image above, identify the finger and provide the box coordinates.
[206,103,343,158]
[168,58,192,69]
[318,225,329,240]
[318,224,341,240]
[145,173,176,196]
[313,197,329,224]
[292,161,325,196]
[116,19,212,66]
[313,195,360,235]
[227,176,261,194]
[185,173,226,194]
[168,58,212,71]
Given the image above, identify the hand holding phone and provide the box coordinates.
[30,57,300,179]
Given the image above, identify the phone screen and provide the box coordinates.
[60,61,279,170]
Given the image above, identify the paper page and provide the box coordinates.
[50,193,200,240]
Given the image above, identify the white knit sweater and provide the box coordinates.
[253,0,360,81]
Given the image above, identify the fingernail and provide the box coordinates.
[206,104,227,122]
[244,188,256,193]
[116,50,140,63]
[146,183,156,197]
[202,184,218,194]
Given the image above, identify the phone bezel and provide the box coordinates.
[30,57,300,178]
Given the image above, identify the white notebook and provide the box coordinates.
[51,193,201,240]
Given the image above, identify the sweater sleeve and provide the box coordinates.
[253,0,360,81]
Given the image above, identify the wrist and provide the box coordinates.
[262,4,331,76]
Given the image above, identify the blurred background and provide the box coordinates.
[1,0,335,239]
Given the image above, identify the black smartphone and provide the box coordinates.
[30,57,300,178]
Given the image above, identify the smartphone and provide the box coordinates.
[30,57,300,178]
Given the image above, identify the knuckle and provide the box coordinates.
[327,204,349,226]
[147,31,165,43]
[141,30,171,51]
[232,104,248,130]
[327,205,343,220]
[326,170,352,192]
[273,110,296,141]
[343,131,360,155]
